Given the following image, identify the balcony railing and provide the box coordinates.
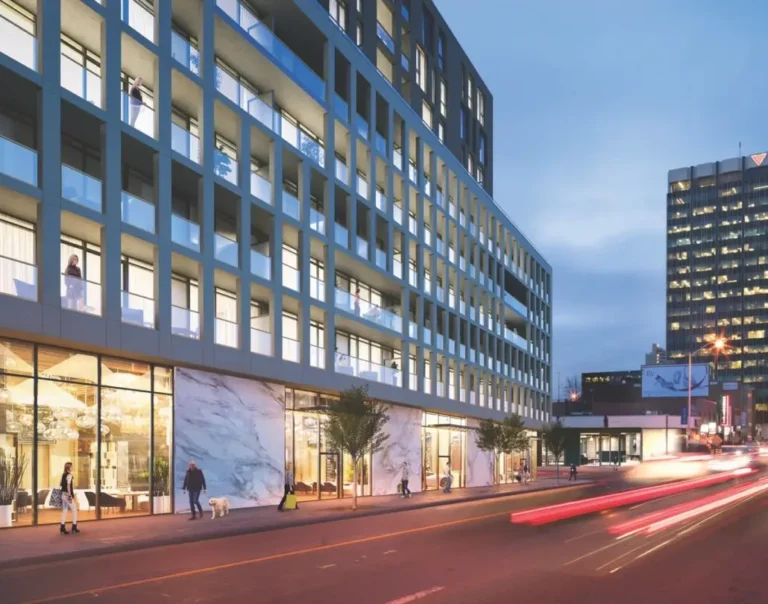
[393,148,403,171]
[215,66,280,132]
[334,288,403,333]
[122,0,154,43]
[214,149,238,186]
[282,336,300,363]
[375,248,386,270]
[171,123,200,163]
[504,327,527,350]
[393,258,402,279]
[282,265,299,291]
[334,94,348,121]
[215,317,239,348]
[310,207,325,235]
[214,233,239,267]
[62,164,102,212]
[60,274,101,316]
[354,114,368,140]
[376,22,395,53]
[503,292,527,317]
[0,11,36,71]
[374,132,387,156]
[335,353,401,387]
[400,53,409,72]
[251,327,272,356]
[171,214,200,251]
[375,189,387,213]
[393,205,403,225]
[280,118,325,168]
[121,290,155,329]
[310,276,325,302]
[356,174,369,199]
[335,158,349,185]
[334,223,348,248]
[217,0,325,102]
[122,91,155,139]
[61,54,101,108]
[171,305,200,339]
[171,31,200,75]
[282,190,300,221]
[250,249,271,279]
[310,345,325,369]
[121,192,155,234]
[0,255,36,301]
[251,171,272,204]
[0,134,38,187]
[356,236,368,259]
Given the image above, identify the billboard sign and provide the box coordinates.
[641,363,709,398]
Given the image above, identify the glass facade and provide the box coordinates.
[0,338,173,529]
[422,413,466,491]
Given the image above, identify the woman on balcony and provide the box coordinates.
[64,254,83,310]
[128,77,144,127]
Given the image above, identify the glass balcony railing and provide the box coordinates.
[354,114,369,140]
[171,31,200,75]
[400,53,409,72]
[393,205,403,225]
[62,164,102,212]
[459,344,466,359]
[356,236,368,259]
[121,192,155,234]
[250,171,272,204]
[121,290,155,329]
[215,66,280,132]
[393,148,403,171]
[282,190,300,221]
[424,229,432,247]
[503,292,527,317]
[423,327,432,346]
[409,321,417,339]
[334,223,348,248]
[375,248,386,270]
[310,276,325,302]
[0,255,36,301]
[123,0,154,42]
[335,158,349,185]
[250,250,271,279]
[214,149,238,185]
[215,317,239,348]
[310,208,325,235]
[335,353,401,387]
[408,215,417,236]
[375,189,387,213]
[282,265,299,291]
[282,337,300,363]
[280,116,325,167]
[171,214,200,251]
[409,374,417,391]
[374,132,387,156]
[448,339,456,355]
[0,12,36,70]
[334,94,348,121]
[356,174,369,199]
[60,274,101,316]
[0,134,38,186]
[171,123,200,163]
[171,305,200,339]
[504,327,527,350]
[217,0,325,101]
[61,55,102,107]
[393,258,402,279]
[408,163,417,184]
[251,327,272,356]
[334,288,403,333]
[310,345,325,369]
[122,91,155,138]
[214,233,239,267]
[376,22,395,53]
[409,269,417,287]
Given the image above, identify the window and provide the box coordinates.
[422,101,432,128]
[477,167,484,186]
[466,75,474,109]
[479,134,486,164]
[330,0,347,29]
[438,121,445,142]
[460,107,467,140]
[467,154,474,176]
[439,79,447,117]
[356,0,362,12]
[477,90,485,126]
[416,46,426,91]
[438,33,445,70]
[422,9,434,48]
[356,21,363,46]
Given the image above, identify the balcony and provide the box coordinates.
[335,353,401,387]
[334,289,403,333]
[251,327,272,356]
[61,55,101,108]
[375,189,387,213]
[310,345,325,369]
[334,94,348,121]
[214,149,238,186]
[504,327,527,350]
[408,268,417,287]
[122,91,155,139]
[214,233,239,267]
[393,205,403,225]
[121,192,155,234]
[60,274,101,316]
[251,172,272,204]
[0,255,36,301]
[0,134,37,187]
[280,117,325,168]
[334,223,348,248]
[400,53,409,72]
[217,0,325,102]
[408,163,417,184]
[215,317,239,348]
[282,190,300,221]
[121,290,155,329]
[392,148,403,171]
[171,123,200,163]
[503,292,527,317]
[283,337,300,362]
[215,66,280,132]
[310,208,325,235]
[171,305,200,339]
[356,236,368,259]
[354,114,368,140]
[374,133,387,156]
[376,22,395,54]
[356,174,369,199]
[0,10,36,71]
[375,248,386,270]
[393,258,402,279]
[250,250,271,280]
[171,214,200,252]
[282,265,299,291]
[335,158,349,185]
[310,276,325,302]
[62,164,102,213]
[122,0,154,43]
[171,31,199,75]
[409,321,417,339]
[408,215,417,236]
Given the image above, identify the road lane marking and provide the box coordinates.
[22,510,510,603]
[384,550,398,555]
[595,543,648,571]
[635,538,674,560]
[319,564,336,569]
[386,586,445,604]
[562,536,636,567]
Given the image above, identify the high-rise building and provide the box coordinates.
[667,152,768,425]
[645,343,666,366]
[0,0,550,529]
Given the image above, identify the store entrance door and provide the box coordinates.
[438,454,452,491]
[319,452,340,499]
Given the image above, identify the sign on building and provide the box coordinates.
[641,363,709,398]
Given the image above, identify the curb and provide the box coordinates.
[1,481,591,570]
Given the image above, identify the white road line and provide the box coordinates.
[564,529,603,543]
[562,537,635,567]
[319,564,336,569]
[595,543,648,571]
[386,586,445,604]
[383,550,398,555]
[636,538,674,560]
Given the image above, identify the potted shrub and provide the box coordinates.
[0,453,28,528]
[152,457,171,514]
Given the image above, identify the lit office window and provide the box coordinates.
[438,33,445,70]
[438,121,445,142]
[477,90,485,126]
[357,21,363,46]
[479,134,486,164]
[330,0,347,29]
[439,79,447,117]
[422,101,433,128]
[466,76,473,109]
[467,154,474,176]
[416,46,426,91]
[460,107,467,140]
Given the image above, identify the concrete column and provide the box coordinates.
[299,160,311,366]
[270,141,284,360]
[238,119,252,354]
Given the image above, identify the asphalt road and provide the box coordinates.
[3,470,767,604]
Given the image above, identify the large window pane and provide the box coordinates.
[0,339,34,376]
[0,374,35,527]
[293,412,318,501]
[152,394,172,514]
[36,382,97,524]
[154,366,173,394]
[37,346,97,384]
[100,356,151,391]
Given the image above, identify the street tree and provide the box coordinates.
[542,421,568,483]
[475,414,530,485]
[322,386,389,510]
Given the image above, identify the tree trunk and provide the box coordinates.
[352,458,358,511]
[555,456,560,483]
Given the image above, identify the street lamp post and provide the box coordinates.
[687,338,725,449]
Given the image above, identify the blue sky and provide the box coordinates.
[437,0,768,397]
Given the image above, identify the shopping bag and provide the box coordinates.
[397,482,403,494]
[49,488,63,508]
[284,494,297,510]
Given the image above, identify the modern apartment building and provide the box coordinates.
[667,152,768,427]
[0,0,551,529]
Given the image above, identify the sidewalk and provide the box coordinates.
[0,478,589,569]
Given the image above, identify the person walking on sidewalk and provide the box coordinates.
[442,460,453,493]
[277,464,298,511]
[569,463,578,481]
[182,460,206,520]
[400,461,412,498]
[523,462,530,484]
[59,462,80,535]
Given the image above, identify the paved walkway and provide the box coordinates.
[0,478,589,568]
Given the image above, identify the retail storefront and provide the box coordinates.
[422,413,467,491]
[0,338,173,529]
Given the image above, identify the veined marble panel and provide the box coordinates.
[174,368,285,512]
[466,419,495,487]
[372,405,423,496]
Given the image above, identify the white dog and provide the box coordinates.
[208,497,230,519]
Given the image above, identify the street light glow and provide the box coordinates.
[714,338,725,350]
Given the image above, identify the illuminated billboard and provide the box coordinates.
[641,363,709,398]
